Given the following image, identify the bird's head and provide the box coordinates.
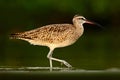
[73,15,103,28]
[73,15,95,25]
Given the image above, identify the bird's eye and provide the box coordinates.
[80,18,85,20]
[78,17,85,20]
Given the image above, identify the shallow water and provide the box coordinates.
[0,67,120,80]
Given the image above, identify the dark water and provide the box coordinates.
[0,67,120,80]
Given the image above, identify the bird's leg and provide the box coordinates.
[47,48,72,70]
[47,48,54,70]
[50,57,72,68]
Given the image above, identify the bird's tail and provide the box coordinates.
[10,33,21,39]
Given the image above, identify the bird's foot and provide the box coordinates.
[62,60,72,68]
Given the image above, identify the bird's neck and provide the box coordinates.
[73,22,84,35]
[74,22,84,30]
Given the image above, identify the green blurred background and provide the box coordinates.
[0,0,120,70]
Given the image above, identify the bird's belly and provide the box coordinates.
[49,39,77,48]
[27,39,76,48]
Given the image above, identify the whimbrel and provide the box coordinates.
[10,15,99,70]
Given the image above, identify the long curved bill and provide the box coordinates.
[85,20,95,24]
[85,20,104,29]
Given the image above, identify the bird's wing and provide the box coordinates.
[15,24,75,43]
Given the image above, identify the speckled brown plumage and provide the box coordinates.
[11,23,83,48]
[10,15,92,69]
